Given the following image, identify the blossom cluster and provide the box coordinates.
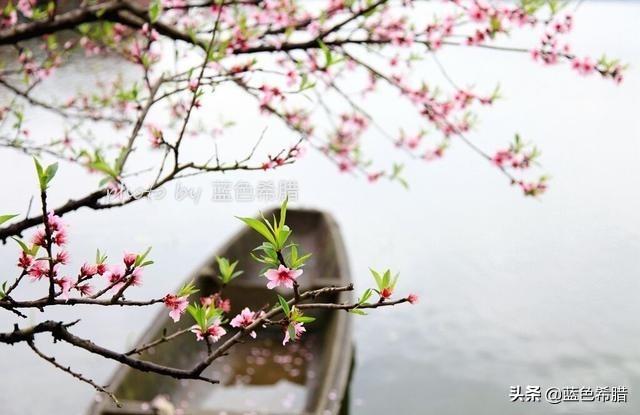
[18,213,147,300]
[161,199,418,345]
[0,0,626,202]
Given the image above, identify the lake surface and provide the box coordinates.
[0,1,639,414]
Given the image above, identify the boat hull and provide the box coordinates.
[87,209,353,415]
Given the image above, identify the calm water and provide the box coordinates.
[0,1,639,414]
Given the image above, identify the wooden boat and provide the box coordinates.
[88,208,353,415]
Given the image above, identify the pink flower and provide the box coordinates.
[285,69,298,87]
[200,295,215,307]
[218,297,231,313]
[492,149,513,166]
[18,252,32,269]
[407,293,419,304]
[80,263,98,277]
[141,23,159,41]
[230,307,261,338]
[147,124,163,147]
[190,322,227,342]
[47,213,64,232]
[530,49,541,62]
[56,277,72,300]
[468,4,487,22]
[338,159,354,172]
[107,266,124,282]
[53,228,67,246]
[368,172,384,183]
[380,287,393,299]
[56,251,70,265]
[200,294,231,312]
[75,284,93,297]
[264,265,303,290]
[96,263,107,276]
[258,85,282,109]
[572,57,595,76]
[130,268,143,286]
[31,229,46,246]
[519,180,548,196]
[261,160,276,170]
[282,322,306,345]
[123,253,137,267]
[164,294,188,322]
[28,261,48,280]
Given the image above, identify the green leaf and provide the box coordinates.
[45,162,58,184]
[251,252,277,266]
[149,0,162,23]
[33,157,58,191]
[216,256,229,274]
[277,295,290,316]
[114,146,128,175]
[34,158,44,187]
[0,214,18,226]
[489,15,502,36]
[390,163,409,189]
[177,280,199,297]
[298,73,316,92]
[370,268,383,290]
[390,272,400,290]
[263,212,277,236]
[296,316,315,323]
[253,241,276,253]
[279,197,288,229]
[90,158,118,178]
[349,308,367,316]
[186,302,223,329]
[318,40,333,67]
[34,158,59,190]
[382,269,391,288]
[98,176,113,188]
[216,256,243,284]
[359,288,373,304]
[287,324,297,341]
[12,237,30,253]
[237,216,277,246]
[289,244,312,269]
[275,225,292,249]
[96,249,108,264]
[12,237,39,256]
[187,303,206,328]
[96,5,108,17]
[134,247,152,267]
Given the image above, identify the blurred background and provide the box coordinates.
[0,1,639,414]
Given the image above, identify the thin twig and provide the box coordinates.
[28,339,120,406]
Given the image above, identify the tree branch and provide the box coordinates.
[27,339,120,406]
[0,297,163,310]
[0,1,125,45]
[1,320,219,383]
